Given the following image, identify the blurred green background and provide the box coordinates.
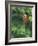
[10,6,32,38]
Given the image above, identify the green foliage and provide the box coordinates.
[10,6,32,38]
[11,7,32,16]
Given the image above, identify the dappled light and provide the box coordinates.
[10,6,32,38]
